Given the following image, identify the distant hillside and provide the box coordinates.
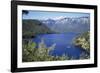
[22,19,53,38]
[22,17,90,38]
[42,17,90,33]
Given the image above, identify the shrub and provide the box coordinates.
[22,39,69,62]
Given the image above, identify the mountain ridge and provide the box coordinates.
[41,16,90,33]
[22,16,90,38]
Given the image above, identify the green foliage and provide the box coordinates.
[74,31,90,52]
[79,52,90,59]
[22,39,70,62]
[23,35,90,62]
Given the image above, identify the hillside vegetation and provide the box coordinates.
[74,31,90,52]
[22,38,90,62]
[22,19,53,38]
[22,39,70,62]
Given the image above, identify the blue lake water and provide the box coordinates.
[32,33,87,59]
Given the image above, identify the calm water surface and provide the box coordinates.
[32,33,87,59]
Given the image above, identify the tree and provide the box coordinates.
[74,31,90,52]
[22,10,29,15]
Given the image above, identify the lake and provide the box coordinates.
[32,33,87,59]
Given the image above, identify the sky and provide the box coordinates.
[22,10,90,20]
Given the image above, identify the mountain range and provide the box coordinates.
[22,16,90,38]
[41,16,90,33]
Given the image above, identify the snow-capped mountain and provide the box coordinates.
[40,16,90,33]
